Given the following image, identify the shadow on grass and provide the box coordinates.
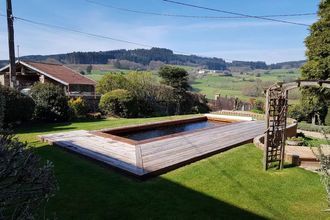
[14,119,108,134]
[36,145,266,219]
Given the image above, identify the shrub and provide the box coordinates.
[96,73,129,94]
[326,106,330,126]
[99,89,136,118]
[68,97,88,118]
[288,104,307,122]
[30,83,69,122]
[0,131,57,219]
[182,92,209,114]
[0,85,35,125]
[298,121,330,134]
[0,93,4,128]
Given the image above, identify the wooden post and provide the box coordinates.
[264,89,270,170]
[6,0,15,88]
[279,89,288,169]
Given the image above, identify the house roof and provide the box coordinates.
[0,61,96,86]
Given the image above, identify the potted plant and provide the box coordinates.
[286,136,304,146]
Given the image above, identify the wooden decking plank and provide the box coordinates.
[55,140,141,174]
[142,124,263,164]
[139,121,251,154]
[140,122,264,156]
[141,123,262,161]
[144,130,261,169]
[142,124,264,170]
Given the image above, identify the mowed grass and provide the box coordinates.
[15,116,328,219]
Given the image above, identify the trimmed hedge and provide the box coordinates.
[298,121,330,134]
[0,85,35,125]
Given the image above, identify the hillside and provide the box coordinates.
[0,48,305,71]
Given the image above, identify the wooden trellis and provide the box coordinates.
[264,80,330,170]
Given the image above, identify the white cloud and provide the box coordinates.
[198,48,307,63]
[0,19,172,59]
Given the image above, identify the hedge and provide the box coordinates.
[0,85,35,125]
[298,121,330,134]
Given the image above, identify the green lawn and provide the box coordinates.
[15,116,328,219]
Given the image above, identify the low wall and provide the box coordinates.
[212,110,265,121]
[253,120,301,165]
[253,120,298,150]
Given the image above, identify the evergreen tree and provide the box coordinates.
[86,64,93,74]
[159,66,190,114]
[300,0,330,124]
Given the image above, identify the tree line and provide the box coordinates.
[13,47,299,70]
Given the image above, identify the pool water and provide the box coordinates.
[118,120,225,141]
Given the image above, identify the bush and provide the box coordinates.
[298,121,330,134]
[0,93,4,128]
[30,83,69,122]
[68,97,88,118]
[288,104,307,121]
[182,92,209,114]
[0,131,57,219]
[96,73,129,94]
[326,106,330,126]
[99,89,136,118]
[0,85,35,125]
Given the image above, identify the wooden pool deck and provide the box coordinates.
[39,120,265,177]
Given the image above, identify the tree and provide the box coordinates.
[159,66,190,114]
[80,70,86,75]
[86,64,93,74]
[159,66,190,91]
[0,132,57,219]
[300,0,330,125]
[30,83,70,122]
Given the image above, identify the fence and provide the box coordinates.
[208,96,253,112]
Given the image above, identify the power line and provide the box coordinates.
[0,14,240,61]
[86,0,316,20]
[163,0,310,27]
[5,14,203,57]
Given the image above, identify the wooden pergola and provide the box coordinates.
[264,80,330,170]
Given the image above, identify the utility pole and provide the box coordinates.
[6,0,16,88]
[17,45,20,60]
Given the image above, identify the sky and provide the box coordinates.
[0,0,320,63]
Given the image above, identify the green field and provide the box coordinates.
[85,67,301,102]
[15,116,328,219]
[191,69,301,101]
[86,69,132,81]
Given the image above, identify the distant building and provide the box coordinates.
[0,60,96,96]
[197,69,208,74]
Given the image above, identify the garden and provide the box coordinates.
[2,4,330,216]
[14,118,330,219]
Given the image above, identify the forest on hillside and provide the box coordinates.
[1,48,305,70]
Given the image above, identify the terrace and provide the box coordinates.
[40,114,266,176]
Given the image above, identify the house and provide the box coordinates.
[0,60,96,96]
